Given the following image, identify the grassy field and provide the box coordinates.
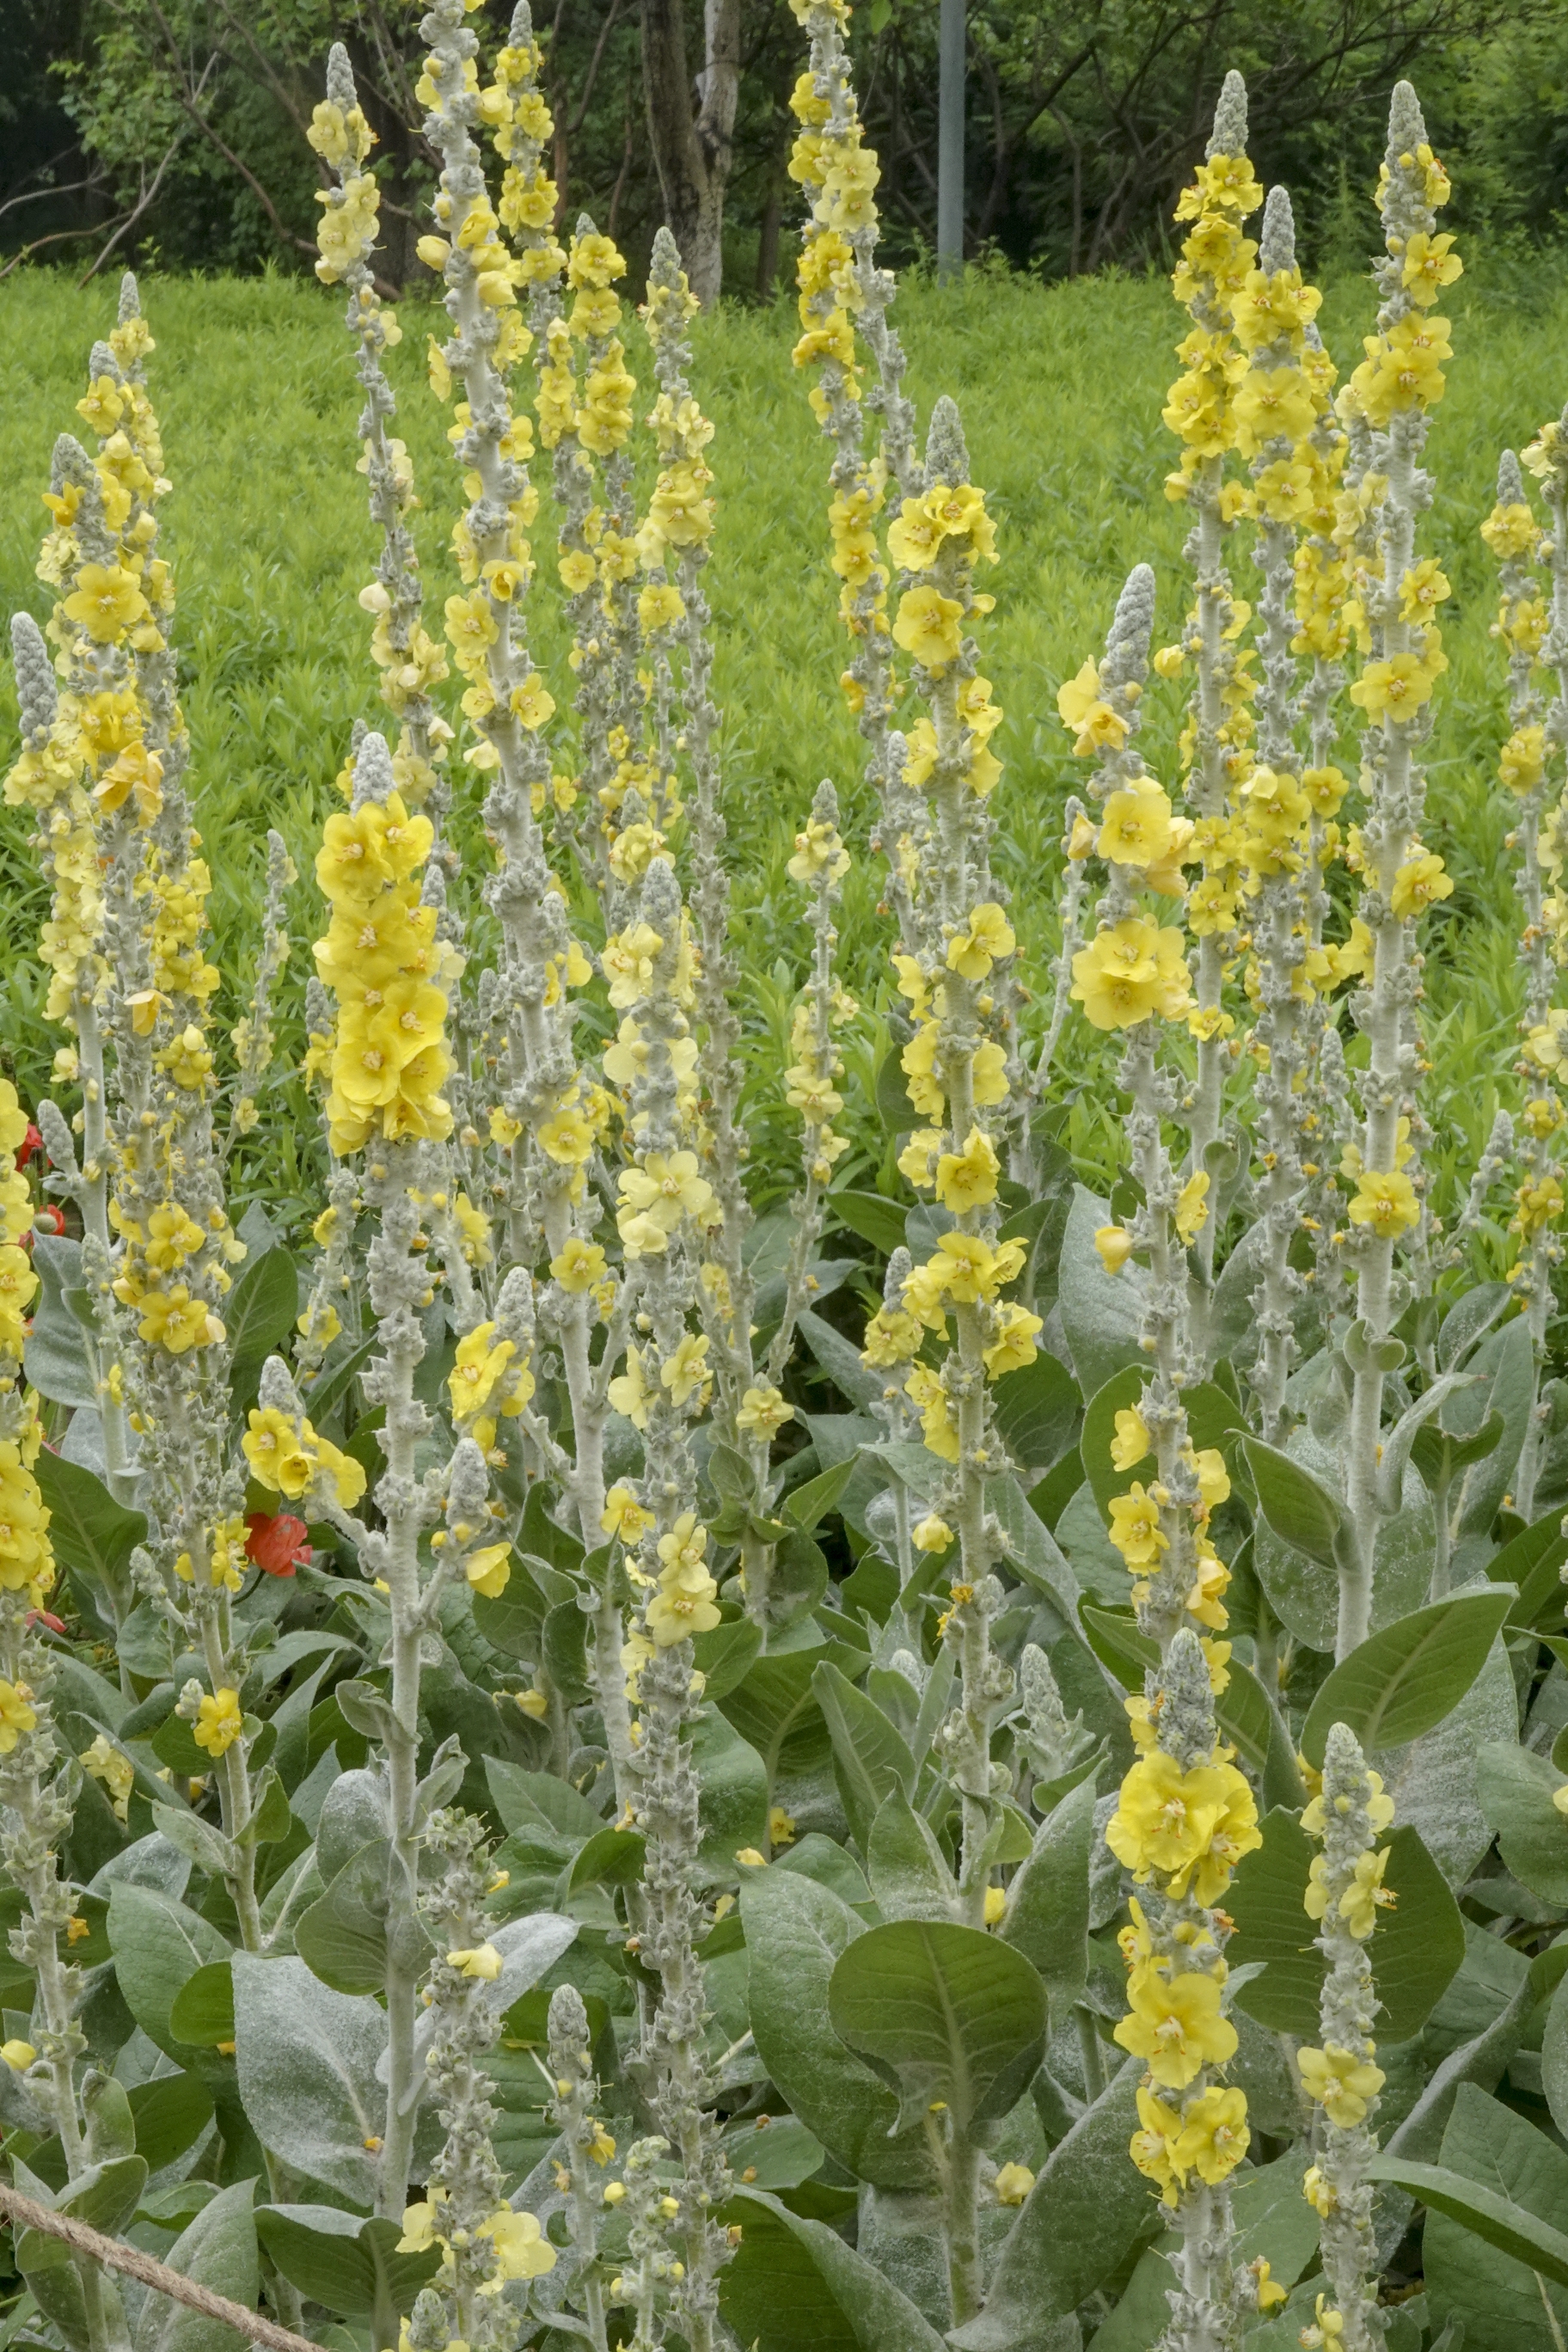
[2,254,1565,1230]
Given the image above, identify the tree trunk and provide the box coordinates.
[639,0,740,303]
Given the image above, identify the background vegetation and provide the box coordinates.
[4,0,1568,299]
[1,248,1562,1248]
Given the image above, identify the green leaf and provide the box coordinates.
[107,1883,233,2058]
[133,2181,258,2352]
[691,1617,763,1701]
[990,1351,1082,1479]
[1225,1811,1463,2040]
[254,2207,442,2327]
[1490,1508,1568,1629]
[740,1865,934,2192]
[1388,2083,1568,2349]
[797,1308,885,1412]
[484,1757,602,1843]
[951,2060,1155,2336]
[873,1043,916,1132]
[999,1774,1094,2026]
[470,1553,567,1659]
[1382,2155,1568,2289]
[1241,1435,1343,1571]
[34,1450,146,1584]
[294,1839,418,1997]
[865,1786,957,1923]
[1477,1741,1568,1908]
[224,1247,299,1406]
[1057,1186,1148,1397]
[812,1659,916,1852]
[1300,1588,1514,1768]
[1540,1969,1568,2141]
[720,2188,948,2352]
[827,1919,1046,2133]
[828,1189,908,1255]
[24,1234,98,1410]
[783,1453,859,1534]
[128,2073,214,2173]
[230,1953,387,2207]
[168,1962,235,2047]
[693,1707,769,1881]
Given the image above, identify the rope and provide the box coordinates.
[0,2182,323,2352]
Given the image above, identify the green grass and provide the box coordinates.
[1,253,1565,1228]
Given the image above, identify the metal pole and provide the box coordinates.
[937,0,965,280]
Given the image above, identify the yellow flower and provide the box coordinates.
[1296,2043,1384,2128]
[1348,1168,1420,1239]
[602,1485,654,1545]
[1173,1171,1210,1243]
[1350,651,1438,722]
[983,1302,1042,1377]
[1107,1484,1167,1569]
[912,1515,953,1553]
[934,1126,1000,1214]
[1172,2085,1249,2184]
[1094,1225,1133,1274]
[1129,2084,1186,2205]
[737,1386,794,1438]
[0,1681,37,1755]
[1111,1406,1150,1473]
[993,2162,1034,2206]
[787,817,850,885]
[769,1806,797,1848]
[1390,850,1453,920]
[1,2041,36,2071]
[478,2207,556,2284]
[449,1324,518,1421]
[241,1406,310,1496]
[1114,1969,1236,2089]
[892,585,964,671]
[1099,782,1175,869]
[1252,2257,1287,2312]
[946,903,1015,981]
[661,1333,711,1406]
[465,1546,512,1599]
[64,563,150,643]
[1057,657,1128,754]
[638,582,685,634]
[983,1884,1007,1926]
[1401,230,1462,305]
[447,1943,504,1981]
[550,1236,608,1294]
[193,1688,243,1758]
[1338,1847,1394,1940]
[1071,918,1191,1030]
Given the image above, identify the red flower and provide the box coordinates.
[17,1126,42,1168]
[244,1512,312,1577]
[25,1611,65,1635]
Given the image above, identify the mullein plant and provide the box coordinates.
[0,1086,106,2336]
[1332,88,1461,1656]
[1056,567,1275,2344]
[1295,1725,1396,2352]
[3,284,303,1976]
[1484,426,1568,1519]
[1155,73,1261,1305]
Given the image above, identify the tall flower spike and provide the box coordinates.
[789,0,922,940]
[1335,83,1458,1657]
[1164,76,1262,1304]
[309,45,452,821]
[1488,429,1568,1516]
[1229,182,1336,1436]
[1061,552,1271,2346]
[1297,1724,1395,2352]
